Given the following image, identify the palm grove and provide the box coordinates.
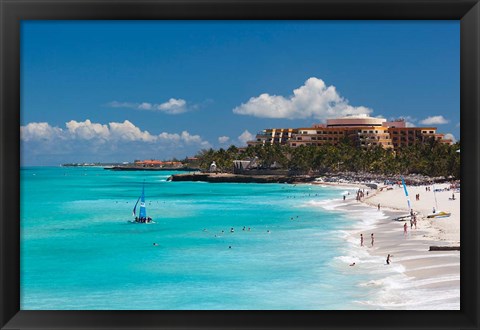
[193,137,460,179]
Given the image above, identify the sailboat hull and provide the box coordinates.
[427,212,451,218]
[128,220,155,224]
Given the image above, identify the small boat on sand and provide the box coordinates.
[393,212,418,221]
[427,211,451,218]
[426,184,451,218]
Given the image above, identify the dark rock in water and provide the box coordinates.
[168,173,314,184]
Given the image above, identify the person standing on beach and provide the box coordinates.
[404,222,408,236]
[371,233,374,247]
[360,234,364,247]
[386,254,391,265]
[410,218,413,229]
[377,203,381,211]
[413,216,417,229]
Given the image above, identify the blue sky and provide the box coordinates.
[21,20,460,166]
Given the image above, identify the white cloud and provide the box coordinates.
[155,98,187,114]
[444,133,457,143]
[107,98,189,114]
[232,77,372,120]
[419,115,449,125]
[138,102,153,110]
[107,101,137,108]
[21,119,209,146]
[455,122,460,128]
[21,120,212,165]
[20,119,211,165]
[108,120,157,142]
[157,131,210,148]
[66,119,110,140]
[20,122,65,142]
[406,122,416,127]
[238,130,254,145]
[218,136,230,144]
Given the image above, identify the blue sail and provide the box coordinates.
[139,182,147,219]
[401,177,411,211]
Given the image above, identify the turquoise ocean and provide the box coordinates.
[21,166,393,310]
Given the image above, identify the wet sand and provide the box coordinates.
[332,183,460,309]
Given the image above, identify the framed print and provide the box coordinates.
[1,0,479,329]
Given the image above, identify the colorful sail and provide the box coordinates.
[401,177,411,211]
[139,182,147,219]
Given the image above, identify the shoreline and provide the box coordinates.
[330,183,460,309]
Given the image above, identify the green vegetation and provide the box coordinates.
[194,138,460,179]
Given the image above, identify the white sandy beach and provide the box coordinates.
[326,182,460,309]
[364,183,460,243]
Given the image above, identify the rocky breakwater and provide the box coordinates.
[168,172,315,184]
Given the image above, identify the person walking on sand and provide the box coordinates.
[371,233,374,247]
[360,234,364,247]
[377,203,381,211]
[413,216,417,229]
[386,254,391,265]
[410,218,413,229]
[404,222,408,236]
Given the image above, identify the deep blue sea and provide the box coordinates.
[20,166,390,310]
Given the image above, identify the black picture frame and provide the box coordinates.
[1,0,479,329]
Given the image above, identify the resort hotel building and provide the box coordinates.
[247,114,453,150]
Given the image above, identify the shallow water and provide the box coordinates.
[20,166,398,310]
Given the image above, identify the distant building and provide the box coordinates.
[247,128,298,146]
[247,114,453,150]
[134,160,183,168]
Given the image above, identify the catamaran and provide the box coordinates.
[130,181,154,224]
[426,184,451,218]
